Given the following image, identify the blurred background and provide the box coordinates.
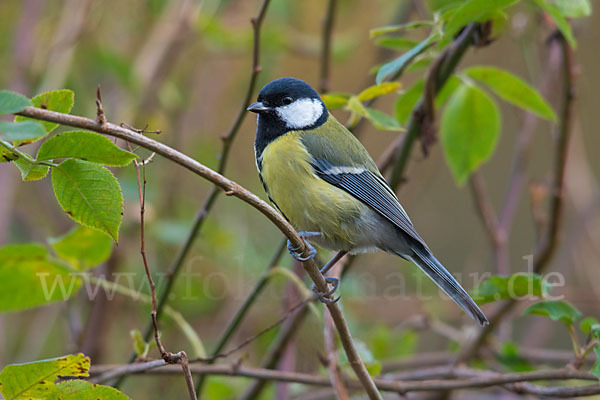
[0,0,598,398]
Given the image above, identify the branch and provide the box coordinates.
[14,107,381,399]
[319,0,337,93]
[457,32,577,363]
[90,363,600,397]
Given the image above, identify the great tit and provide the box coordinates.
[248,77,488,326]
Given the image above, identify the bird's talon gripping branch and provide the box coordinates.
[286,231,320,261]
[312,276,340,304]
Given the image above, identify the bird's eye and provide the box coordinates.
[282,96,293,105]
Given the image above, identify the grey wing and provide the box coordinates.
[310,158,429,251]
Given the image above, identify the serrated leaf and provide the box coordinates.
[441,83,500,184]
[13,158,50,181]
[533,0,577,48]
[395,79,424,124]
[37,130,137,166]
[50,225,113,269]
[369,21,434,37]
[358,82,401,102]
[550,0,591,18]
[14,89,74,134]
[465,66,556,121]
[0,121,47,142]
[470,273,551,305]
[365,108,404,131]
[0,90,31,114]
[580,317,599,335]
[443,0,518,40]
[51,159,123,241]
[0,243,81,312]
[523,300,582,325]
[376,35,436,84]
[321,93,351,110]
[54,380,131,400]
[0,354,89,400]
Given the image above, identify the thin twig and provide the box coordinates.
[90,363,600,397]
[457,32,577,363]
[319,0,337,93]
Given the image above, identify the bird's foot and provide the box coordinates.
[287,231,320,261]
[312,276,340,304]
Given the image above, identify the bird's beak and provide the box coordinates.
[247,102,271,114]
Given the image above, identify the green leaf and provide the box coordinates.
[130,329,150,358]
[357,82,401,102]
[13,158,50,181]
[0,244,81,312]
[369,21,434,37]
[497,342,534,372]
[532,0,577,48]
[365,108,404,131]
[376,35,436,84]
[550,0,591,18]
[0,353,89,399]
[54,380,131,400]
[443,0,518,40]
[346,96,369,117]
[14,89,74,134]
[591,345,600,382]
[374,37,419,50]
[470,273,551,305]
[395,79,424,124]
[50,225,113,269]
[321,93,351,110]
[51,159,123,241]
[0,121,47,142]
[464,66,556,121]
[37,130,137,166]
[340,339,382,377]
[435,74,462,108]
[0,90,31,114]
[579,317,599,335]
[523,300,582,325]
[441,83,500,184]
[370,326,417,360]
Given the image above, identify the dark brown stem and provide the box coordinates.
[319,0,337,93]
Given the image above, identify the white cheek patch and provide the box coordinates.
[276,98,323,129]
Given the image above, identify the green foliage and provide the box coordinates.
[0,244,80,312]
[13,158,50,181]
[395,79,424,124]
[580,317,599,335]
[321,93,351,110]
[442,0,518,41]
[49,225,113,269]
[374,37,420,50]
[51,159,124,241]
[346,96,403,131]
[0,121,47,142]
[523,300,582,325]
[14,90,74,134]
[550,0,592,18]
[369,21,434,37]
[496,342,534,372]
[0,353,129,400]
[369,326,418,360]
[0,90,31,114]
[376,35,437,84]
[532,0,577,48]
[464,66,556,121]
[130,329,152,358]
[470,273,551,305]
[357,82,401,102]
[37,130,137,166]
[340,339,382,376]
[441,82,500,184]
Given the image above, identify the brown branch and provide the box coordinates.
[15,104,381,399]
[128,144,196,400]
[90,363,600,397]
[457,32,577,363]
[319,0,337,93]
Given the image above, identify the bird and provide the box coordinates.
[247,77,488,326]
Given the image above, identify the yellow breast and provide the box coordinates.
[259,131,364,246]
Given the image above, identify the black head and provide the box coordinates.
[249,78,328,159]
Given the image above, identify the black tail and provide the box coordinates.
[409,246,488,326]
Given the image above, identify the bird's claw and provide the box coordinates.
[287,231,320,262]
[312,276,340,304]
